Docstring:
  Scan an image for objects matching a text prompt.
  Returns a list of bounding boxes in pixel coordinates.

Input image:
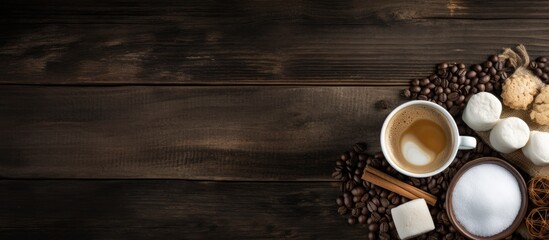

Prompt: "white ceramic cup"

[380,100,476,178]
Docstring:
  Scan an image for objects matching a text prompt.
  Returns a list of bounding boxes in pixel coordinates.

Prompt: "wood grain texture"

[0,86,404,180]
[3,1,549,84]
[5,0,549,25]
[0,180,364,239]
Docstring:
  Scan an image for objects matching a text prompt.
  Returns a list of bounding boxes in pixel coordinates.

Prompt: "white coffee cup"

[380,100,476,178]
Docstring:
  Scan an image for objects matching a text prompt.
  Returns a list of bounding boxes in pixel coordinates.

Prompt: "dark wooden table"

[2,1,549,239]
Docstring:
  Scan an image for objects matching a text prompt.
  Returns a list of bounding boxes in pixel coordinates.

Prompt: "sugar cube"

[391,198,435,240]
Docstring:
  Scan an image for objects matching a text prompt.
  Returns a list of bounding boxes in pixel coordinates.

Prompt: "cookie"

[530,85,549,126]
[501,68,543,110]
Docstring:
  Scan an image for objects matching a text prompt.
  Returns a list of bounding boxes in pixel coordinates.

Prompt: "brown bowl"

[445,157,528,240]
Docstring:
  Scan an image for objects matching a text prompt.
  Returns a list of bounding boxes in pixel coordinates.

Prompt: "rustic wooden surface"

[0,86,403,180]
[1,0,548,239]
[4,0,549,85]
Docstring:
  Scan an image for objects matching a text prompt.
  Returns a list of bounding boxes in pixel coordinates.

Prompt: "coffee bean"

[348,216,357,225]
[361,194,370,203]
[447,92,459,101]
[345,180,355,192]
[471,87,478,94]
[379,233,390,240]
[420,78,430,86]
[336,196,344,206]
[457,68,466,77]
[441,212,450,225]
[472,64,482,72]
[353,174,361,184]
[470,77,479,86]
[380,222,389,233]
[493,63,502,73]
[351,186,365,196]
[482,61,492,68]
[438,63,449,69]
[380,198,390,208]
[538,56,548,63]
[541,62,548,69]
[358,214,367,224]
[433,77,442,86]
[489,67,497,76]
[442,79,449,88]
[367,201,377,213]
[341,153,351,161]
[338,206,347,215]
[543,73,549,81]
[377,206,385,214]
[450,83,459,91]
[362,207,369,215]
[466,70,476,78]
[458,76,466,84]
[485,82,494,92]
[351,208,361,217]
[489,55,499,62]
[410,86,420,94]
[500,72,508,80]
[344,194,352,208]
[367,232,375,240]
[479,75,490,83]
[371,212,381,221]
[353,195,361,203]
[450,65,458,73]
[477,83,486,92]
[372,197,380,206]
[391,196,400,205]
[418,95,428,101]
[332,171,342,180]
[368,223,379,232]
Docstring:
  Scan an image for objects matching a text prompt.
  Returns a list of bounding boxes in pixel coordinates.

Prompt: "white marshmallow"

[391,199,435,240]
[489,117,530,154]
[522,131,549,166]
[462,92,502,131]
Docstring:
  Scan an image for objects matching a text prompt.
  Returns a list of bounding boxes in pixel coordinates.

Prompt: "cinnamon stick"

[362,166,437,206]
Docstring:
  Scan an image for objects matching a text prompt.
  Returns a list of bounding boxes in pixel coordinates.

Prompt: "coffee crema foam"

[386,105,454,174]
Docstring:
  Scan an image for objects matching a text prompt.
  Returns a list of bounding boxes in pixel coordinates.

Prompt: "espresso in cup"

[381,100,476,178]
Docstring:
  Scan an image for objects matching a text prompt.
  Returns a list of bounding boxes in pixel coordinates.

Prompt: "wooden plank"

[0,86,404,180]
[3,20,549,85]
[4,0,549,25]
[0,180,366,239]
[3,0,549,84]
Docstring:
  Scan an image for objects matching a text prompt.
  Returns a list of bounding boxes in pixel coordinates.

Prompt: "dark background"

[1,1,549,238]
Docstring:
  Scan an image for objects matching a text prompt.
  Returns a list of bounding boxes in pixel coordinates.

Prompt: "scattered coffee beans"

[529,56,549,83]
[402,55,514,116]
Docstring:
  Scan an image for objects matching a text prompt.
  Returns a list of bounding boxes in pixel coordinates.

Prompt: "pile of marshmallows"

[463,92,549,166]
